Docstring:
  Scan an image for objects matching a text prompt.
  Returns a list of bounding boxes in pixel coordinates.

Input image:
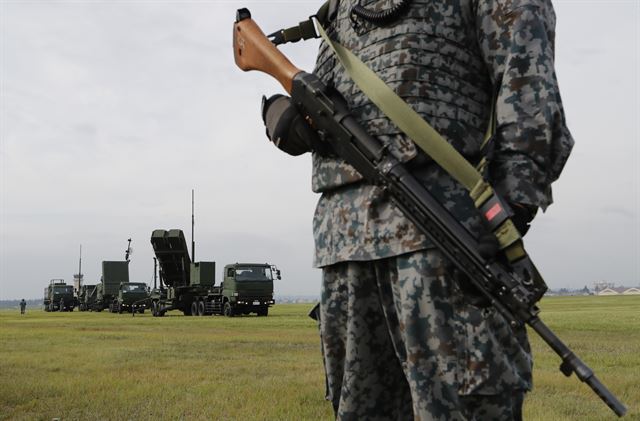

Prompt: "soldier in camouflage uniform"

[263,0,573,419]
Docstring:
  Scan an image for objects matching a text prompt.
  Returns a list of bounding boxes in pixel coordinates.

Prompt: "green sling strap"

[314,21,525,260]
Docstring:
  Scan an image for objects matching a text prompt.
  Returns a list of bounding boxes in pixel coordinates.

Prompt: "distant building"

[597,288,620,296]
[596,287,640,296]
[593,281,616,293]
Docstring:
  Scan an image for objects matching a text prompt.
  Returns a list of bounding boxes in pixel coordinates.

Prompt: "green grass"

[1,298,638,420]
[523,296,639,421]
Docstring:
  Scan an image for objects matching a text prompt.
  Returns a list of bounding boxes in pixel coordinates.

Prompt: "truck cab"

[43,279,76,312]
[115,282,150,314]
[221,263,280,317]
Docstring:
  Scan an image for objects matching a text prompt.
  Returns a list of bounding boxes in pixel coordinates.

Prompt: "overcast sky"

[0,0,638,300]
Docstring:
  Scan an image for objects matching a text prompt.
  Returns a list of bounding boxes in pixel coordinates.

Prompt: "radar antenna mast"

[78,244,82,289]
[125,238,132,263]
[191,189,195,261]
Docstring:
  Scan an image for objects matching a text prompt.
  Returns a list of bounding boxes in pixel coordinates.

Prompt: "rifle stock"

[233,8,301,94]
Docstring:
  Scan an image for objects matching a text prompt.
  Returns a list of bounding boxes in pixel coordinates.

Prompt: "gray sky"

[0,0,638,300]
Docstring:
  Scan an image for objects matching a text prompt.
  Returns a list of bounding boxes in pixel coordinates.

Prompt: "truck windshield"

[122,284,146,292]
[54,286,73,293]
[235,266,272,281]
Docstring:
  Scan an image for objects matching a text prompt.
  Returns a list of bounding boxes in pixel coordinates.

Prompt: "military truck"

[150,229,215,316]
[76,284,97,311]
[43,279,76,312]
[219,263,278,317]
[114,282,150,314]
[149,229,280,317]
[90,261,130,312]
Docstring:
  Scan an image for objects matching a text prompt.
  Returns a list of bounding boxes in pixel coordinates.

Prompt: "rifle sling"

[314,21,524,257]
[268,1,337,45]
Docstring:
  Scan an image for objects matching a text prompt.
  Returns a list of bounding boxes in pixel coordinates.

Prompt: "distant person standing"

[20,299,26,315]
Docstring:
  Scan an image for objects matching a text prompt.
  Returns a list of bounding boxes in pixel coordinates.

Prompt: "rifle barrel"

[528,317,627,417]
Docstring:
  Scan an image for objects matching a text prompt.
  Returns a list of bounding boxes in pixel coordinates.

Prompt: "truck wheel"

[223,302,234,317]
[257,307,269,317]
[197,301,205,317]
[191,301,199,316]
[118,303,123,314]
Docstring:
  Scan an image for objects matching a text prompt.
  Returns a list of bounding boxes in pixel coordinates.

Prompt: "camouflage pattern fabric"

[312,0,573,266]
[307,0,573,418]
[311,0,574,207]
[313,163,484,267]
[477,0,574,210]
[320,249,532,420]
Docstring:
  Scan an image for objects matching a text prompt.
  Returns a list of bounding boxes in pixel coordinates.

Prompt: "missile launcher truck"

[43,279,76,312]
[149,229,280,317]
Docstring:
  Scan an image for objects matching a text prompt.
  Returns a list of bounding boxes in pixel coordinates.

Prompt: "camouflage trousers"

[319,249,532,421]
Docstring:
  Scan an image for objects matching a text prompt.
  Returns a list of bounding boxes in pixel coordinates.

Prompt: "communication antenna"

[191,189,195,261]
[78,244,83,289]
[125,238,133,262]
[153,257,157,290]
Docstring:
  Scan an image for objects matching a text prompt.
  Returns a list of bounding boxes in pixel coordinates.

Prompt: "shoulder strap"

[315,24,484,194]
[314,21,528,261]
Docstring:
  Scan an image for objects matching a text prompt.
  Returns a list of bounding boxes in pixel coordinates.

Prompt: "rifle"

[232,8,627,417]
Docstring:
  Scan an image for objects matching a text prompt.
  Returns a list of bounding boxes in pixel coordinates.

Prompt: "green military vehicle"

[77,284,97,311]
[90,261,130,312]
[43,279,76,312]
[149,229,280,317]
[219,263,278,317]
[149,229,215,316]
[114,282,150,314]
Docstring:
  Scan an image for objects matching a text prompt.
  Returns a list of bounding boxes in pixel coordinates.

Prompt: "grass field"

[0,297,638,420]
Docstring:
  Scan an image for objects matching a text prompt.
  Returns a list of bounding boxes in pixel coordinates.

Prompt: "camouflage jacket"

[312,0,574,267]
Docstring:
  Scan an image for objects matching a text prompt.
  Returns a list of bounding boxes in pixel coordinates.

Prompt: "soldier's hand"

[509,202,538,236]
[261,94,330,156]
